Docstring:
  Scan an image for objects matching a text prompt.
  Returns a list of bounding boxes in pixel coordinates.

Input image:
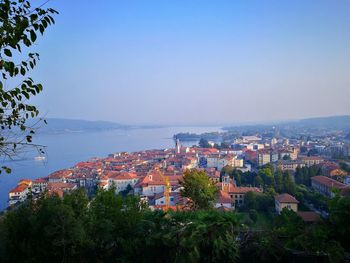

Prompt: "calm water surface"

[0,126,221,210]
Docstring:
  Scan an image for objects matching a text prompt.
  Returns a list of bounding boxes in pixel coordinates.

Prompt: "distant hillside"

[29,118,129,134]
[296,115,350,129]
[223,115,350,131]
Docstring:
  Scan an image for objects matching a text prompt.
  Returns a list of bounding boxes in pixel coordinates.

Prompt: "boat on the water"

[34,156,46,161]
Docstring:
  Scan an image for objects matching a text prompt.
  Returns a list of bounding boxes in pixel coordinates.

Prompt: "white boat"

[34,156,46,161]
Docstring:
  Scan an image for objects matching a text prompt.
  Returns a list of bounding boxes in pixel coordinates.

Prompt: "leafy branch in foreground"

[0,0,58,172]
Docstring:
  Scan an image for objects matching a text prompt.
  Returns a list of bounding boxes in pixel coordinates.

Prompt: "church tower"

[175,137,181,154]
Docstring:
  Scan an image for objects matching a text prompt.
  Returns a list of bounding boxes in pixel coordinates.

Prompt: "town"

[9,126,350,222]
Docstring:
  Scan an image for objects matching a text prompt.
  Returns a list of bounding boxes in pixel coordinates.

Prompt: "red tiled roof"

[18,179,32,185]
[112,172,138,180]
[297,211,321,222]
[218,190,232,204]
[311,176,347,189]
[9,183,28,194]
[33,177,48,184]
[48,170,72,179]
[75,161,102,169]
[231,187,262,194]
[275,193,299,203]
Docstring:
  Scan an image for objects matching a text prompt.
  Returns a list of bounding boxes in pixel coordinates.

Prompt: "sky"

[30,0,350,125]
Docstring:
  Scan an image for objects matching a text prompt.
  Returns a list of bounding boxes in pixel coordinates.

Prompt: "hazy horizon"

[41,114,350,127]
[30,0,350,124]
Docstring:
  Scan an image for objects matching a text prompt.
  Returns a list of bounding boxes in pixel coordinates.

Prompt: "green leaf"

[22,91,30,99]
[20,67,26,76]
[39,24,44,34]
[37,84,43,92]
[30,30,37,42]
[42,20,48,28]
[23,38,31,47]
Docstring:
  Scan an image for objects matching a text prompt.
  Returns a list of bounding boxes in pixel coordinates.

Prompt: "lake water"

[0,126,222,210]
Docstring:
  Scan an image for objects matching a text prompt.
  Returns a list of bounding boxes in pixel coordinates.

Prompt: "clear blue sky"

[31,0,350,125]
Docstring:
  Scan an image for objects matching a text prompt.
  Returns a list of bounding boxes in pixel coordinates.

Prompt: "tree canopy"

[0,188,348,262]
[179,169,218,210]
[0,0,58,172]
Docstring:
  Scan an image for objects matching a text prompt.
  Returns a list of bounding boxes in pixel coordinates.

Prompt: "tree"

[220,141,230,149]
[120,184,133,197]
[239,232,286,263]
[256,191,274,212]
[307,149,318,156]
[254,175,263,187]
[88,189,144,262]
[232,169,242,186]
[282,171,296,195]
[198,138,211,148]
[274,208,304,240]
[339,162,350,173]
[0,0,58,173]
[295,166,321,186]
[274,169,283,192]
[243,191,257,210]
[282,155,291,161]
[180,169,217,210]
[240,171,256,186]
[135,210,240,263]
[328,196,350,247]
[259,166,274,187]
[175,211,239,262]
[0,194,87,262]
[221,165,233,177]
[249,209,258,223]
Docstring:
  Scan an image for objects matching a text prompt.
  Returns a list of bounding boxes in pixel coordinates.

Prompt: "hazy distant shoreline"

[29,115,350,136]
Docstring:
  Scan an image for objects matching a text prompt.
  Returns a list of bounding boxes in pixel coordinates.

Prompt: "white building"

[134,172,167,196]
[275,193,299,214]
[109,172,139,193]
[154,192,182,207]
[206,155,242,170]
[9,183,30,206]
[215,190,233,210]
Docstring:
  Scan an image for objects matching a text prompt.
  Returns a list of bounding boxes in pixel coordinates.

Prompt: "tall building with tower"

[175,137,181,154]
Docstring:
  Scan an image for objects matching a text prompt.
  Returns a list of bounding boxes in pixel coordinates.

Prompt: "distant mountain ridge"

[223,115,350,131]
[30,118,129,134]
[295,115,350,129]
[30,115,350,134]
